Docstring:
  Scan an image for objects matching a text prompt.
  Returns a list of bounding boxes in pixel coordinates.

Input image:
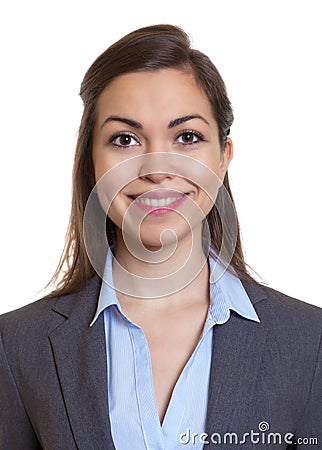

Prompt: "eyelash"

[108,130,205,148]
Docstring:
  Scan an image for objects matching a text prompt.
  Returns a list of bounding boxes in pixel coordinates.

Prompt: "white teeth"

[136,195,184,207]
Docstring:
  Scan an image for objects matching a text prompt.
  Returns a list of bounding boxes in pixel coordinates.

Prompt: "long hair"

[47,24,258,297]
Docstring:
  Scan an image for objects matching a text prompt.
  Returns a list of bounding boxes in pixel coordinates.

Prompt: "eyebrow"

[100,114,210,130]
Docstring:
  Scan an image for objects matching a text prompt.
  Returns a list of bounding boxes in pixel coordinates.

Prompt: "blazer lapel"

[47,276,268,449]
[204,280,269,446]
[49,276,116,450]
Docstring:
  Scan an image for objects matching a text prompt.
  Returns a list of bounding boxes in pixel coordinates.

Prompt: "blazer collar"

[49,275,116,450]
[205,280,269,447]
[49,275,268,449]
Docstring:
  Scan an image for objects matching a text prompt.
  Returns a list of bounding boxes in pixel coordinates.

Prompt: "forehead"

[95,69,214,125]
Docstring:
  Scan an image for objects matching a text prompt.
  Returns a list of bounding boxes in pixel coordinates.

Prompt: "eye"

[176,130,205,145]
[109,133,140,148]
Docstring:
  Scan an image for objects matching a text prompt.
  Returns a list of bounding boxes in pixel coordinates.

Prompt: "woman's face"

[92,68,233,250]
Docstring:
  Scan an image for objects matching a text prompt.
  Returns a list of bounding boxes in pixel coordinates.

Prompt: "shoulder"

[0,295,58,337]
[0,275,102,344]
[242,278,322,349]
[250,280,321,321]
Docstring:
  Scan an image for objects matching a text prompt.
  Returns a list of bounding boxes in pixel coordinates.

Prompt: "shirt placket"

[129,324,165,450]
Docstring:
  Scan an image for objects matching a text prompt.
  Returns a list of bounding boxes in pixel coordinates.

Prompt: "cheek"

[203,152,222,175]
[107,198,123,227]
[93,153,112,184]
[105,190,133,234]
[92,155,128,228]
[92,135,120,182]
[197,192,215,217]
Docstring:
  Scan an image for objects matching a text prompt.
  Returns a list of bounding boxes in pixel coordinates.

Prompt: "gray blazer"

[1,276,321,449]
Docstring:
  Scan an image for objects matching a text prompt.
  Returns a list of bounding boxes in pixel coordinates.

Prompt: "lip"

[127,189,190,215]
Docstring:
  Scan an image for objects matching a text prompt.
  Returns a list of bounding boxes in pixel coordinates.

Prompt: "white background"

[0,0,321,314]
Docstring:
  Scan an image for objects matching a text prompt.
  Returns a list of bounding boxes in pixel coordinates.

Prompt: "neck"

[111,227,210,302]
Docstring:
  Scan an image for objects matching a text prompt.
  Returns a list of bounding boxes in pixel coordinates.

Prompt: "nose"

[139,172,174,183]
[138,151,177,184]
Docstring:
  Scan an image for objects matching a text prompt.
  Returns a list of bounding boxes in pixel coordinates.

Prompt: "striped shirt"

[91,249,259,449]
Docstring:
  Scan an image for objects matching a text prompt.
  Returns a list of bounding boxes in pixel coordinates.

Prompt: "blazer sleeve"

[293,331,322,448]
[0,331,42,450]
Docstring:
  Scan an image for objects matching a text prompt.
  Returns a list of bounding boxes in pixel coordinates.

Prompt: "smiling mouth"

[127,191,189,214]
[130,194,185,207]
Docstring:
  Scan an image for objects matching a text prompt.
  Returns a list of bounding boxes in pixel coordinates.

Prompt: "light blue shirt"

[91,249,260,449]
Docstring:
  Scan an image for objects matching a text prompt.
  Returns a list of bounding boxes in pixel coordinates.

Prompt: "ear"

[218,138,233,181]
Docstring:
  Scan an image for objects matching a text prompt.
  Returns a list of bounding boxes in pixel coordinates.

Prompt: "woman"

[0,24,321,450]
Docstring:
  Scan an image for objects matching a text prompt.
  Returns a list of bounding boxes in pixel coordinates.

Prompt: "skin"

[92,68,233,422]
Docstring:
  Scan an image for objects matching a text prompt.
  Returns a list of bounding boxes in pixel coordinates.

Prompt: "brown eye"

[177,131,204,145]
[110,133,139,147]
[182,132,194,143]
[119,135,132,146]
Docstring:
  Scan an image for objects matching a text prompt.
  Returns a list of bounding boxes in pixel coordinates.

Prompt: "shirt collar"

[90,249,119,327]
[90,248,260,327]
[208,249,260,324]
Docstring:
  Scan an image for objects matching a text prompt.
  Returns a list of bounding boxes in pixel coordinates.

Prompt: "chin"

[141,224,193,248]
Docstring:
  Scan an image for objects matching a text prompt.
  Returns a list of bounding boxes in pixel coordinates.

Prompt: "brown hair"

[48,24,258,297]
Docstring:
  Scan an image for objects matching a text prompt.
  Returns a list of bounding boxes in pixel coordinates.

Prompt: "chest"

[125,303,210,423]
